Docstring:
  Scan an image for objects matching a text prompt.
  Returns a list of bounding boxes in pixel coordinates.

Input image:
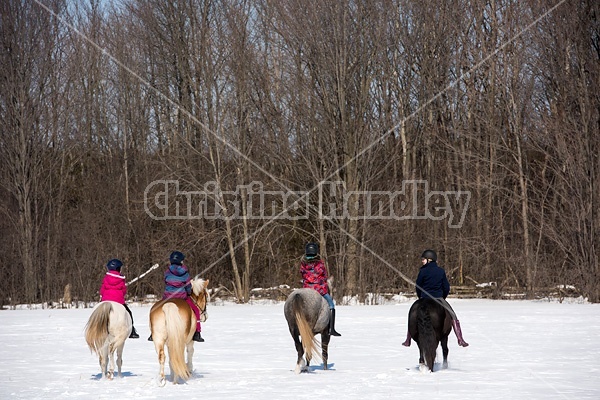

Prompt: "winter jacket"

[300,258,329,296]
[99,271,127,304]
[415,261,450,299]
[163,263,192,300]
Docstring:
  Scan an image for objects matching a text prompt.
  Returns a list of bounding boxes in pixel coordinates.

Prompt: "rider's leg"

[185,297,204,342]
[451,320,469,347]
[402,330,411,346]
[440,298,469,347]
[123,303,139,338]
[323,294,341,337]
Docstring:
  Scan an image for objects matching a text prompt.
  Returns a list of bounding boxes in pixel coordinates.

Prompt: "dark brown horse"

[284,288,331,374]
[149,277,209,385]
[407,298,452,372]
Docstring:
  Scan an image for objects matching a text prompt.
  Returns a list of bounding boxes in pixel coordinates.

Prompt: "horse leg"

[304,332,312,369]
[186,342,195,374]
[322,332,330,370]
[107,347,115,380]
[414,338,423,365]
[418,345,425,366]
[155,341,167,386]
[99,353,107,379]
[116,344,124,377]
[417,345,430,373]
[293,331,306,374]
[441,335,449,369]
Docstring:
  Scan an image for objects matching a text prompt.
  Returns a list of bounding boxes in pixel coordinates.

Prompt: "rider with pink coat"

[99,259,139,338]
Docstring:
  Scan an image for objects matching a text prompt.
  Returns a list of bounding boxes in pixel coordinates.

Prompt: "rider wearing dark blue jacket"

[403,250,469,347]
[416,260,450,299]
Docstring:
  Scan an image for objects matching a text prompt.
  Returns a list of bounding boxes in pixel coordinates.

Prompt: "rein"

[192,290,208,316]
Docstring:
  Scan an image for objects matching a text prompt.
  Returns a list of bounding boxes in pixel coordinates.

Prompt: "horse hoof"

[294,358,307,374]
[419,364,430,374]
[158,376,166,387]
[294,364,309,374]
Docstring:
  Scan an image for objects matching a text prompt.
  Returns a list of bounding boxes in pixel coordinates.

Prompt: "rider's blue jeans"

[323,293,335,309]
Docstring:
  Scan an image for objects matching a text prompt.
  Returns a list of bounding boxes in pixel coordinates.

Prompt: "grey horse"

[284,288,331,374]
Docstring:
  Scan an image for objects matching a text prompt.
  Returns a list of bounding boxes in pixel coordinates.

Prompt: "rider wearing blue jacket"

[415,258,450,300]
[403,249,469,347]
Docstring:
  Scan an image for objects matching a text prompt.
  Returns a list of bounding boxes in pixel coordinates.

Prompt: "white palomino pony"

[84,301,132,379]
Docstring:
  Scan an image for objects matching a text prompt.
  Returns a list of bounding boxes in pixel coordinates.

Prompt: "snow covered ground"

[1,298,598,399]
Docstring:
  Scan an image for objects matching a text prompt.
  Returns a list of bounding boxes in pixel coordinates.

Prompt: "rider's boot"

[329,309,341,337]
[452,320,469,347]
[192,331,204,342]
[129,326,140,339]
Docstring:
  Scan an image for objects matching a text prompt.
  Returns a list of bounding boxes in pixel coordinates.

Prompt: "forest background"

[1,0,598,305]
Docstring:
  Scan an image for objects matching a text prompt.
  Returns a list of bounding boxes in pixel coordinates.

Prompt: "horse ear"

[204,279,209,289]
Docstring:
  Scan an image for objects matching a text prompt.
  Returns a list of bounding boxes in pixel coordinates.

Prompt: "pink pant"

[185,297,201,332]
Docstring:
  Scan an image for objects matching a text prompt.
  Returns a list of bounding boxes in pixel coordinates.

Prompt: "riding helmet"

[107,258,123,271]
[170,251,185,265]
[305,242,319,258]
[421,249,437,261]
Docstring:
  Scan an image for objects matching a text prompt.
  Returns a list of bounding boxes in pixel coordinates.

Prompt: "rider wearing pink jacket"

[99,259,139,338]
[300,242,341,337]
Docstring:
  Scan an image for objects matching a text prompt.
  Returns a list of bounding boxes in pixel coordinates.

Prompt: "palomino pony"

[149,277,209,386]
[407,298,452,372]
[84,301,132,379]
[284,288,331,374]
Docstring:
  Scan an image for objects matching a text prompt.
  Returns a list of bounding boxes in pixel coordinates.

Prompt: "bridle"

[196,289,208,317]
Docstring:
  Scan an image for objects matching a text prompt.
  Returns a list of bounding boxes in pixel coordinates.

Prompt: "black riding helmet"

[421,249,437,261]
[170,251,185,265]
[107,258,123,271]
[305,242,319,258]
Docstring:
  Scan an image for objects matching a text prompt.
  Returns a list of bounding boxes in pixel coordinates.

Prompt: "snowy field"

[1,298,599,400]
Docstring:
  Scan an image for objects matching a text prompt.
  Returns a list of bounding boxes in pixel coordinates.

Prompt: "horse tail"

[85,302,112,355]
[292,293,319,361]
[417,301,437,371]
[162,302,191,381]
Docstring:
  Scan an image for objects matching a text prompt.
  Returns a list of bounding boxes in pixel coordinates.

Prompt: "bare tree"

[0,0,68,302]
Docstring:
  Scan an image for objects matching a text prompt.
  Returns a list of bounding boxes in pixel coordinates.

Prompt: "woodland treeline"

[1,0,599,305]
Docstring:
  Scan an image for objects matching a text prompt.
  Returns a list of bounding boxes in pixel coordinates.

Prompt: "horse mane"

[191,275,210,300]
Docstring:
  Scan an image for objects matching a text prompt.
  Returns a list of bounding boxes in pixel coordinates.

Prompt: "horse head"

[191,275,210,322]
